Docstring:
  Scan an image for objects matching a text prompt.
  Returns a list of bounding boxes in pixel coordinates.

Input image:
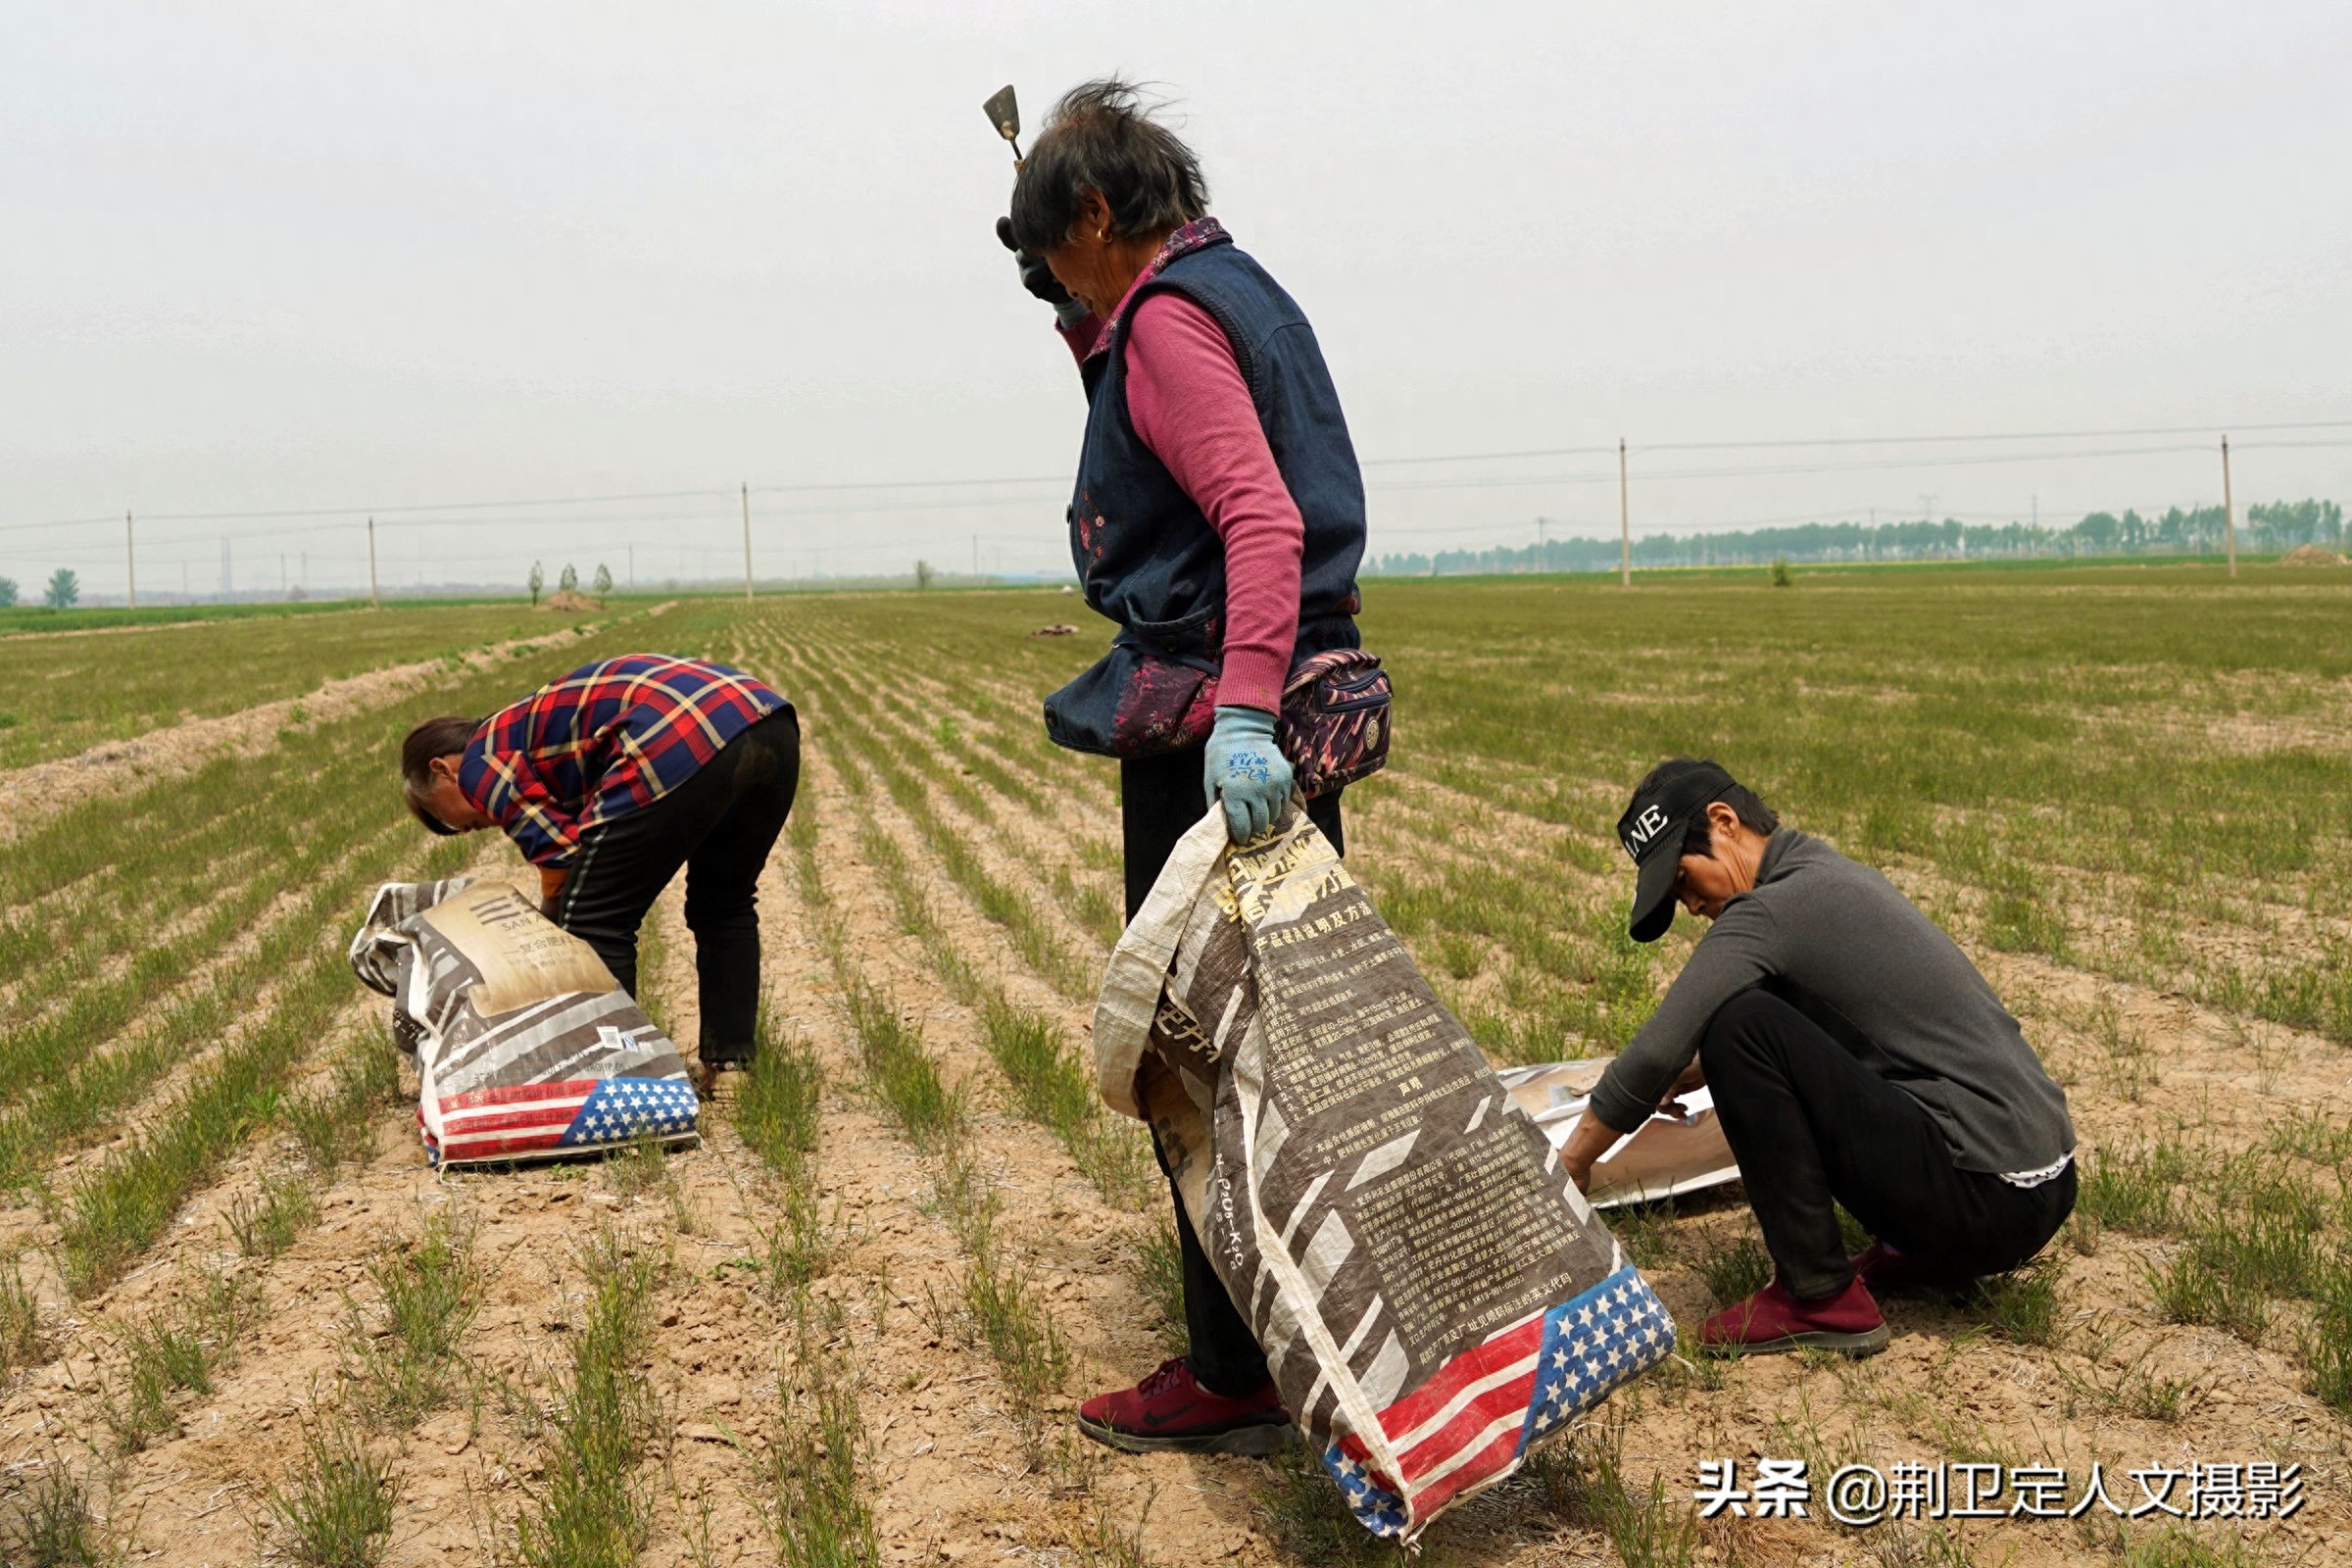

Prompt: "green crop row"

[0,600,595,768]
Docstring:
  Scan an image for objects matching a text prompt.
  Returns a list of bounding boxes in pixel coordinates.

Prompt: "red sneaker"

[1698,1277,1888,1358]
[1075,1357,1293,1455]
[1851,1242,1978,1297]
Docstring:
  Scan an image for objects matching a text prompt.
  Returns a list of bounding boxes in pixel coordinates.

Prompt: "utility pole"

[1617,438,1632,588]
[221,537,231,603]
[1537,516,1546,573]
[123,511,136,610]
[2221,435,2238,579]
[628,545,635,588]
[741,482,755,601]
[367,516,380,608]
[972,534,980,579]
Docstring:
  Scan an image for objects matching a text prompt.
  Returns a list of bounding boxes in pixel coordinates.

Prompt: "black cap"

[1617,760,1739,944]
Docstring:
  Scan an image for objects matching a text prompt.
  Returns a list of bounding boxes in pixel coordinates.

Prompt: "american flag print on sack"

[1095,808,1672,1545]
[349,878,700,1168]
[1324,1265,1668,1534]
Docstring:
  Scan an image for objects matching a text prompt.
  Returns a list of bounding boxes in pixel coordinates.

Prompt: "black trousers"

[1122,746,1345,1396]
[558,710,800,1064]
[1700,989,2076,1301]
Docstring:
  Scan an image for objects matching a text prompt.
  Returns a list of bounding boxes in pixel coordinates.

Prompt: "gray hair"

[1006,78,1207,254]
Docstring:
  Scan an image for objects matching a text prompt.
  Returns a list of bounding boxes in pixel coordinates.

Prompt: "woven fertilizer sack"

[1096,809,1672,1544]
[350,877,698,1167]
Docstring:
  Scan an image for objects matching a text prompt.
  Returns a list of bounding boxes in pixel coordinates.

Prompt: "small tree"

[592,564,612,596]
[913,560,935,591]
[43,568,78,610]
[1768,557,1794,588]
[0,577,16,609]
[559,564,579,594]
[527,561,544,606]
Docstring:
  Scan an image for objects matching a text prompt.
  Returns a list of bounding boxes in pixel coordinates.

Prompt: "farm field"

[0,600,588,771]
[0,566,2346,1568]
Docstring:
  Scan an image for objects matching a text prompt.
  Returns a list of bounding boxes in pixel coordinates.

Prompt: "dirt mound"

[538,590,603,612]
[2278,544,2348,566]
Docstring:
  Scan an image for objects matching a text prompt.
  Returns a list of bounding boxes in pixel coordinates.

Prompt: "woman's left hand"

[1203,706,1292,841]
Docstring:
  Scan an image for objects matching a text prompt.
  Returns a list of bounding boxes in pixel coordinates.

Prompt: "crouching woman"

[399,653,797,1090]
[1566,760,2077,1356]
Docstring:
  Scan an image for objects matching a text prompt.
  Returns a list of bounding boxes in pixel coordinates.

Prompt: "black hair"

[401,714,483,834]
[1006,78,1208,255]
[1633,758,1779,859]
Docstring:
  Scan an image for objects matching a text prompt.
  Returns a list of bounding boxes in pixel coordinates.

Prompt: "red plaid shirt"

[459,654,788,867]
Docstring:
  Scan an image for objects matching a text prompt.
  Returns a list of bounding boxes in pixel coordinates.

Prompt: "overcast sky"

[5,1,2348,595]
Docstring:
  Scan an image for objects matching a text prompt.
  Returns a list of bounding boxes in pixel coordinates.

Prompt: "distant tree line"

[1368,499,2345,575]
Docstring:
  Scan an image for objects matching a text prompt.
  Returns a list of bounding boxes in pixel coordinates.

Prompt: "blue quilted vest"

[1044,221,1367,757]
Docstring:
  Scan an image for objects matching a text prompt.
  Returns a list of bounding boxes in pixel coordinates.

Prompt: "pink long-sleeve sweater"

[1059,294,1304,715]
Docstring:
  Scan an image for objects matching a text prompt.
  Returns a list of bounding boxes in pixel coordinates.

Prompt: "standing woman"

[399,653,798,1093]
[1001,80,1372,1455]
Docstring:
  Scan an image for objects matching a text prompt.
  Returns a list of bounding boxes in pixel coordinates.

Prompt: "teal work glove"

[1203,706,1292,842]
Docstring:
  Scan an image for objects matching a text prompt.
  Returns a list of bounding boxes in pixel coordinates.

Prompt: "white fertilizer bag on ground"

[1096,808,1673,1544]
[349,876,698,1167]
[1495,1059,1741,1207]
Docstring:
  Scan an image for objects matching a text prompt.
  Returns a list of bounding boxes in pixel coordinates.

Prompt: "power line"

[1637,416,2352,454]
[3,417,2342,544]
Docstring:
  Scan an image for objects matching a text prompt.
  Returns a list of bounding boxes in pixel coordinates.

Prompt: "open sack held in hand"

[349,876,698,1168]
[1495,1060,1742,1208]
[1095,808,1672,1544]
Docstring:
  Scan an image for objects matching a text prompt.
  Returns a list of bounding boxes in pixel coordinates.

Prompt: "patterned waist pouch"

[1277,648,1392,799]
[1046,615,1391,796]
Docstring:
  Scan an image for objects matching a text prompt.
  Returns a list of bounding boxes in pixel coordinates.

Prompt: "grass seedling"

[2119,1528,2262,1567]
[0,1254,53,1376]
[2146,1248,2270,1346]
[344,1213,483,1426]
[224,1170,316,1259]
[1255,1442,1398,1567]
[100,1267,259,1452]
[604,1130,670,1199]
[1607,1199,1679,1272]
[2076,1140,2187,1237]
[763,1302,879,1568]
[2301,1258,2352,1413]
[1514,1416,1698,1568]
[0,1459,113,1568]
[956,1244,1068,1471]
[260,1414,401,1568]
[733,1022,830,1296]
[980,998,1152,1205]
[733,1016,822,1173]
[1692,1232,1772,1307]
[843,984,960,1150]
[512,1225,662,1568]
[1129,1218,1187,1354]
[2052,1337,2202,1423]
[284,1037,402,1173]
[1969,1258,2065,1347]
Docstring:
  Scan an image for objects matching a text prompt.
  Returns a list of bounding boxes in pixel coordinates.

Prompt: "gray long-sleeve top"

[1589,830,2075,1176]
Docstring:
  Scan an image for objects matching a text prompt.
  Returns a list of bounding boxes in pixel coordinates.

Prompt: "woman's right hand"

[997,218,1088,326]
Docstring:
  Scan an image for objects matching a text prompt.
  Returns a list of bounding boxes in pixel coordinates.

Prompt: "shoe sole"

[1700,1323,1890,1358]
[1074,1412,1295,1456]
